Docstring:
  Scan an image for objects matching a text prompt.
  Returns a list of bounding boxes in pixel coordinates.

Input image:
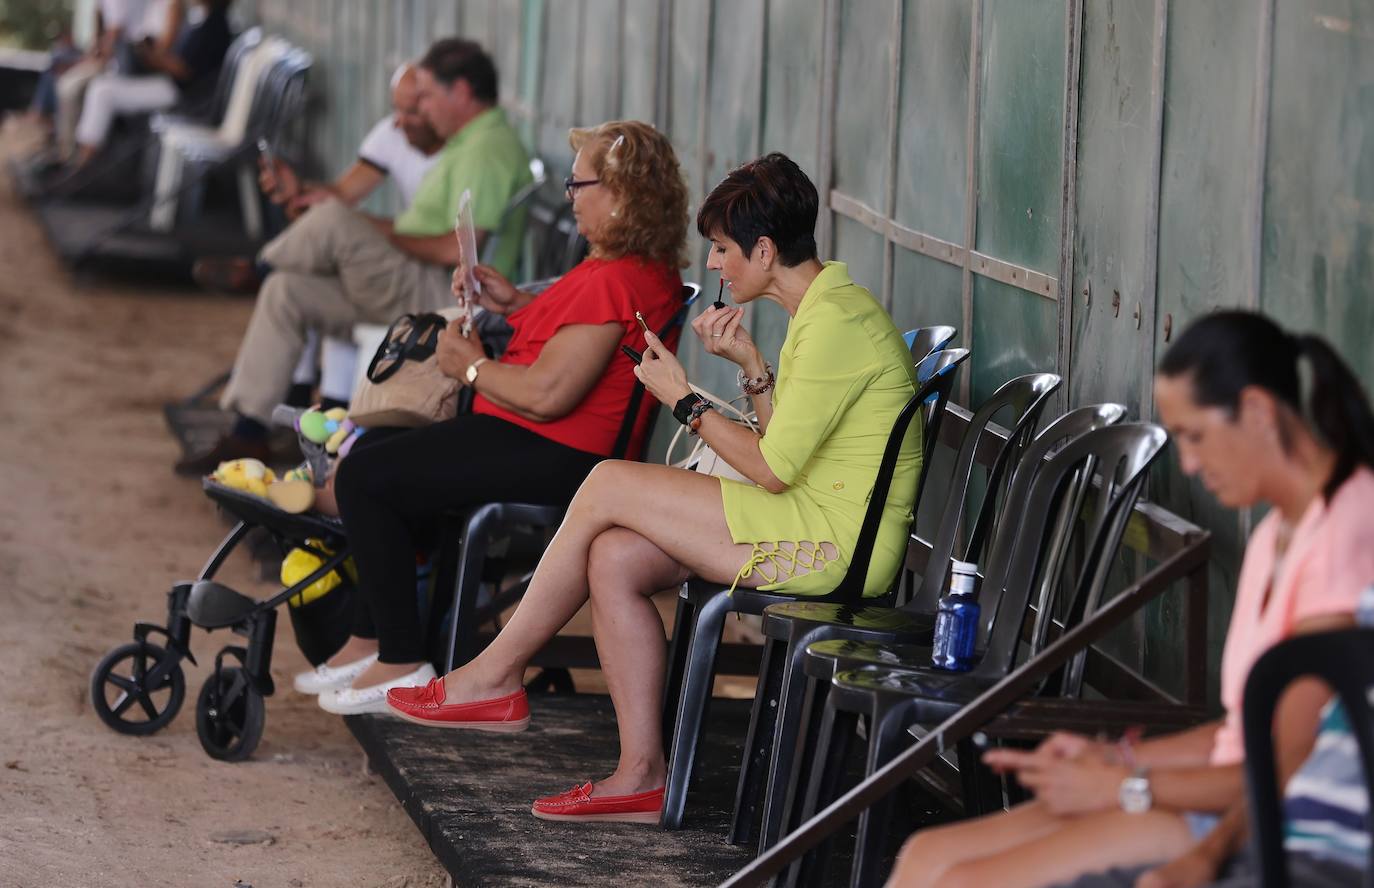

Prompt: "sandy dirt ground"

[0,120,450,888]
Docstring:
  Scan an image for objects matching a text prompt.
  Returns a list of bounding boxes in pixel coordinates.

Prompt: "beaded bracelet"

[738,362,776,396]
[687,400,713,436]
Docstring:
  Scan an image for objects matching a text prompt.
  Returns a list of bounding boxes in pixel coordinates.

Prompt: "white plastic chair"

[148,38,288,233]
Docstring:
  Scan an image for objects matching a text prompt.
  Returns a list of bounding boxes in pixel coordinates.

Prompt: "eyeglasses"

[564,176,600,200]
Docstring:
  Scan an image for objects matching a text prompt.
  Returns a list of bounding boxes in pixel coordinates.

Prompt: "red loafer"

[386,678,529,732]
[531,781,665,824]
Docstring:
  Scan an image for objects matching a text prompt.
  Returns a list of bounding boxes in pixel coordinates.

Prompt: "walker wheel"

[90,641,186,736]
[195,666,265,762]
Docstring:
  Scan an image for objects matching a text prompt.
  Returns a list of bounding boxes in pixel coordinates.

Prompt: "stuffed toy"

[266,465,316,514]
[210,458,277,498]
[260,405,367,515]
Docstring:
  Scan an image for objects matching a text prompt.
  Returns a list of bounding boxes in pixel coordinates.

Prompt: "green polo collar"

[446,107,507,149]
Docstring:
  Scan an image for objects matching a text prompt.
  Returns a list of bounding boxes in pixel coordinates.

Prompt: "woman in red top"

[307,121,688,714]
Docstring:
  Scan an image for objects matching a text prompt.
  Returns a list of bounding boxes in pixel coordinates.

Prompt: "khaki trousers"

[55,58,106,158]
[221,199,451,423]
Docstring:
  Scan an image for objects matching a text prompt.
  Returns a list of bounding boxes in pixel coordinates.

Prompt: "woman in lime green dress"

[389,152,922,823]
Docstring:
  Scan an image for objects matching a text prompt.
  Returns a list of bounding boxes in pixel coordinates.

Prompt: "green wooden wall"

[239,0,1374,700]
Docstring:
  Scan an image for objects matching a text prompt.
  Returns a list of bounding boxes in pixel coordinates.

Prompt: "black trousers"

[333,414,605,664]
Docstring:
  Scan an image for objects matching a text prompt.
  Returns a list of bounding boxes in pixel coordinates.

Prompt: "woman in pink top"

[888,312,1374,888]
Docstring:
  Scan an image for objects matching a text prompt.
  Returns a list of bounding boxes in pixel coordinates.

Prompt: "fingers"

[982,748,1038,772]
[692,306,745,348]
[722,309,745,341]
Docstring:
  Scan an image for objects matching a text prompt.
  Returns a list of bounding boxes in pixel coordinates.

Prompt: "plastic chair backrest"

[973,422,1168,681]
[906,325,958,364]
[480,157,548,267]
[1242,628,1374,888]
[524,195,588,280]
[248,48,310,146]
[824,347,969,603]
[261,49,311,144]
[208,27,261,124]
[913,349,967,463]
[912,372,1063,610]
[215,38,286,144]
[608,282,702,461]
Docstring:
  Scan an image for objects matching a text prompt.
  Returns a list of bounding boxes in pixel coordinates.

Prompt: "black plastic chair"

[794,403,1126,715]
[658,347,971,831]
[795,421,1168,888]
[904,325,957,364]
[438,282,702,673]
[741,372,1062,851]
[1243,628,1374,888]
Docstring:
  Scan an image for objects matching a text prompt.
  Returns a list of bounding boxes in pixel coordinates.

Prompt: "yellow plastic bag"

[281,539,356,607]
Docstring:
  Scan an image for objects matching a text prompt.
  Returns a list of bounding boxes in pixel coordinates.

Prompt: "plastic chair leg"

[443,505,499,672]
[779,673,831,840]
[852,701,915,888]
[787,702,858,888]
[660,588,730,830]
[237,163,263,240]
[729,635,786,846]
[661,590,695,758]
[759,636,819,852]
[956,737,1003,816]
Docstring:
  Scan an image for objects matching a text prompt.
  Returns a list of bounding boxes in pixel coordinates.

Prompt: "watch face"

[465,363,479,383]
[1119,776,1152,814]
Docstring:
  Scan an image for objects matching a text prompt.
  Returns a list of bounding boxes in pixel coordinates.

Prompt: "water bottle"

[931,560,980,671]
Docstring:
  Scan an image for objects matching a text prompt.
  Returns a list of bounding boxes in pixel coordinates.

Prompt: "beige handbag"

[348,309,463,428]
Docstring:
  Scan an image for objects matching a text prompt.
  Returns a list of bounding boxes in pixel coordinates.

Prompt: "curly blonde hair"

[569,121,689,268]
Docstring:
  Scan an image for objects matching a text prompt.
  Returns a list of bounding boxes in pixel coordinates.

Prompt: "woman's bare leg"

[887,802,1065,887]
[442,462,796,704]
[889,805,1192,888]
[584,527,690,797]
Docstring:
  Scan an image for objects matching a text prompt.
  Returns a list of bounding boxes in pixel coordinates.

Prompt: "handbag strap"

[366,313,449,383]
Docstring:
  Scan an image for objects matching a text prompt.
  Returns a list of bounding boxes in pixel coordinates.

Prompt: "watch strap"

[673,392,707,425]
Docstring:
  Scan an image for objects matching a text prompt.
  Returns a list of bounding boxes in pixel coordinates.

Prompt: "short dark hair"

[696,152,818,267]
[419,38,498,104]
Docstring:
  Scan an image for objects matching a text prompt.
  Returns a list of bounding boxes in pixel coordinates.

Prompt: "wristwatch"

[1118,767,1153,814]
[673,392,709,426]
[465,357,488,385]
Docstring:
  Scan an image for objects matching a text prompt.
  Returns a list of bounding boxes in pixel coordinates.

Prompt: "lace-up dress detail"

[729,541,839,594]
[717,262,922,598]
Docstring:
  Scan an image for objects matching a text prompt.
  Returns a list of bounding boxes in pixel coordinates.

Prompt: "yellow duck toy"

[210,458,277,498]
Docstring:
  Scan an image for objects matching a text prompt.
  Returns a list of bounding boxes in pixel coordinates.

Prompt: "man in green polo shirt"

[178,38,531,475]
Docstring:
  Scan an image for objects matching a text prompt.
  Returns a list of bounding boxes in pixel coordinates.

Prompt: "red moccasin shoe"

[531,781,665,824]
[386,677,529,732]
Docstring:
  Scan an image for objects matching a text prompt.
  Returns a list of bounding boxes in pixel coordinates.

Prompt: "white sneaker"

[317,663,438,715]
[292,652,380,695]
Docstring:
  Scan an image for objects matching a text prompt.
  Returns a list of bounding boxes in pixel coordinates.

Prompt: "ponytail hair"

[1158,310,1374,499]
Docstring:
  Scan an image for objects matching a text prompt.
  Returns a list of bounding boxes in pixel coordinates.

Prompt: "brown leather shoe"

[174,433,273,477]
[192,256,263,294]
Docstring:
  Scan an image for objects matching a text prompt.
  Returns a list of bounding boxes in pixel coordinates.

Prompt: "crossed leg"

[437,460,835,796]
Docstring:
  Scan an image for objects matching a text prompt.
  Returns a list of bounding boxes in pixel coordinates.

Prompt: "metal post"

[959,0,985,404]
[1137,0,1169,422]
[880,0,904,312]
[1056,0,1084,410]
